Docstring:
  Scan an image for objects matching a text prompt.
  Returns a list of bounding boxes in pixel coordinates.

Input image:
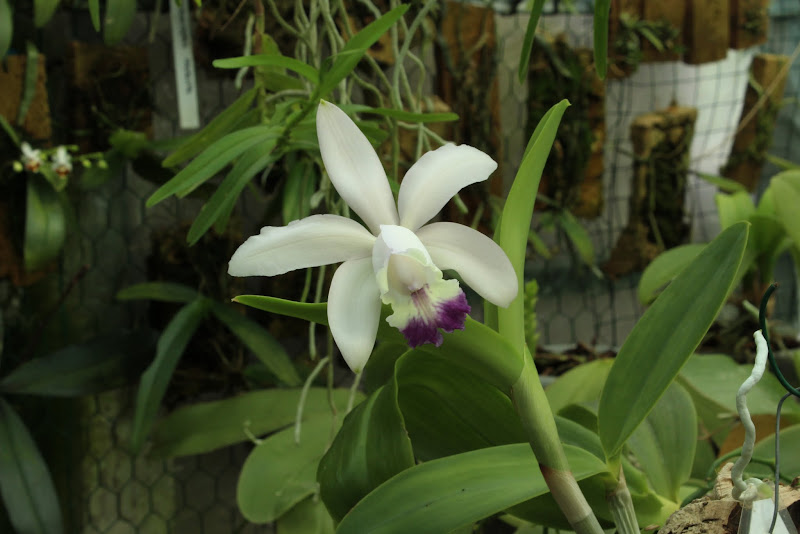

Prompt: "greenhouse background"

[2,1,800,533]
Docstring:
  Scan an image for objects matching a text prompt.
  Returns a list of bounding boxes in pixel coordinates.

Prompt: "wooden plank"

[684,0,729,64]
[729,0,770,49]
[721,53,789,190]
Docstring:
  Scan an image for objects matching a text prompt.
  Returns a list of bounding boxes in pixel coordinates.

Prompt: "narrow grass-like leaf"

[187,140,277,244]
[0,330,156,396]
[17,42,39,126]
[88,0,100,30]
[238,413,340,523]
[315,4,409,99]
[336,444,606,534]
[0,0,12,61]
[131,298,209,452]
[0,399,63,534]
[210,302,301,387]
[147,126,278,206]
[495,100,569,351]
[163,87,258,167]
[344,104,459,123]
[34,0,59,27]
[24,175,66,271]
[103,0,136,45]
[517,0,546,83]
[117,281,200,303]
[0,115,19,145]
[282,158,316,224]
[233,295,328,325]
[598,222,748,458]
[637,244,705,304]
[151,387,354,457]
[213,55,319,84]
[557,210,595,267]
[593,0,611,79]
[694,172,748,193]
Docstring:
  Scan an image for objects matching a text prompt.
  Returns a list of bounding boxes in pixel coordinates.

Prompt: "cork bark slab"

[685,0,730,64]
[607,0,644,79]
[721,53,789,191]
[0,55,52,140]
[730,0,771,49]
[642,2,686,62]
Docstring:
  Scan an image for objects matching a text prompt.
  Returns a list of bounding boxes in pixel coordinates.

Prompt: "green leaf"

[314,4,409,99]
[343,104,459,123]
[557,210,595,267]
[0,0,12,60]
[495,100,569,351]
[104,0,136,45]
[147,126,279,206]
[233,295,328,325]
[17,42,39,126]
[517,0,546,83]
[694,172,748,193]
[715,191,755,230]
[34,0,59,27]
[317,372,415,522]
[626,382,696,502]
[0,330,156,396]
[593,0,611,79]
[238,413,340,523]
[771,171,800,249]
[276,496,335,534]
[545,359,613,415]
[151,387,355,457]
[637,244,705,305]
[598,222,749,458]
[749,425,800,478]
[282,158,316,224]
[0,399,64,534]
[210,302,301,387]
[187,140,278,244]
[116,281,200,303]
[131,298,209,452]
[24,175,66,271]
[213,55,319,84]
[88,0,100,31]
[336,444,606,534]
[163,87,259,167]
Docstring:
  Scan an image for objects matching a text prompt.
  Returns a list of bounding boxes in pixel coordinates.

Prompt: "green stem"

[511,353,604,534]
[607,468,639,534]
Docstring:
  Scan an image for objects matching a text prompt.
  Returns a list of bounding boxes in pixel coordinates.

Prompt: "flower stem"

[511,353,604,534]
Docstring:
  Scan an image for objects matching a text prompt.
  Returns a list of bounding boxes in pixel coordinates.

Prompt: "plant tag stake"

[738,498,797,534]
[170,0,200,129]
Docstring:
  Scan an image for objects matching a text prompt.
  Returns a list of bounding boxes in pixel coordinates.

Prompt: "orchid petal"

[328,258,381,372]
[416,222,518,307]
[372,224,433,277]
[316,101,399,234]
[398,144,497,231]
[228,214,374,277]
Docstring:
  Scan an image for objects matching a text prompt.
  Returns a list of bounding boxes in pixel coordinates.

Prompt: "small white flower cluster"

[18,142,73,178]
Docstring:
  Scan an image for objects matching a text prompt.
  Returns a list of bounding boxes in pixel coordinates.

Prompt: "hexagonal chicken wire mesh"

[14,3,800,533]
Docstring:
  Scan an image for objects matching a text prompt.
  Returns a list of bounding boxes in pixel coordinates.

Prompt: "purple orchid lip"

[401,290,470,348]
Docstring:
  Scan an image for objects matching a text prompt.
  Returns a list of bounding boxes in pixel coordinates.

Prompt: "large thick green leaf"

[34,0,59,27]
[749,424,800,478]
[213,55,319,84]
[103,0,136,45]
[151,387,354,457]
[117,281,200,303]
[598,222,749,458]
[517,0,546,83]
[238,413,340,523]
[637,244,705,305]
[626,382,696,503]
[131,298,209,452]
[336,444,606,534]
[771,170,800,249]
[317,373,414,522]
[24,175,66,271]
[210,302,301,386]
[163,87,258,167]
[0,399,63,534]
[0,330,156,396]
[276,496,334,534]
[147,126,279,206]
[0,0,12,58]
[314,4,409,99]
[495,100,569,351]
[715,191,755,230]
[545,359,612,414]
[186,140,278,245]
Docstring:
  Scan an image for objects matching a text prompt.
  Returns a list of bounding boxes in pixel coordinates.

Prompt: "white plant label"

[170,0,200,129]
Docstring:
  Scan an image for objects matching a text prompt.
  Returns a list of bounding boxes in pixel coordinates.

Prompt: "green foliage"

[23,175,66,272]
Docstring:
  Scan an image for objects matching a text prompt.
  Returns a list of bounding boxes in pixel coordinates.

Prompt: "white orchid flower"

[51,146,72,178]
[20,142,43,172]
[229,101,518,372]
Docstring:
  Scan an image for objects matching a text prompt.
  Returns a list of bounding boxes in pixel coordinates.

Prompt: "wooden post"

[721,53,789,191]
[684,0,729,64]
[604,105,697,278]
[729,0,771,49]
